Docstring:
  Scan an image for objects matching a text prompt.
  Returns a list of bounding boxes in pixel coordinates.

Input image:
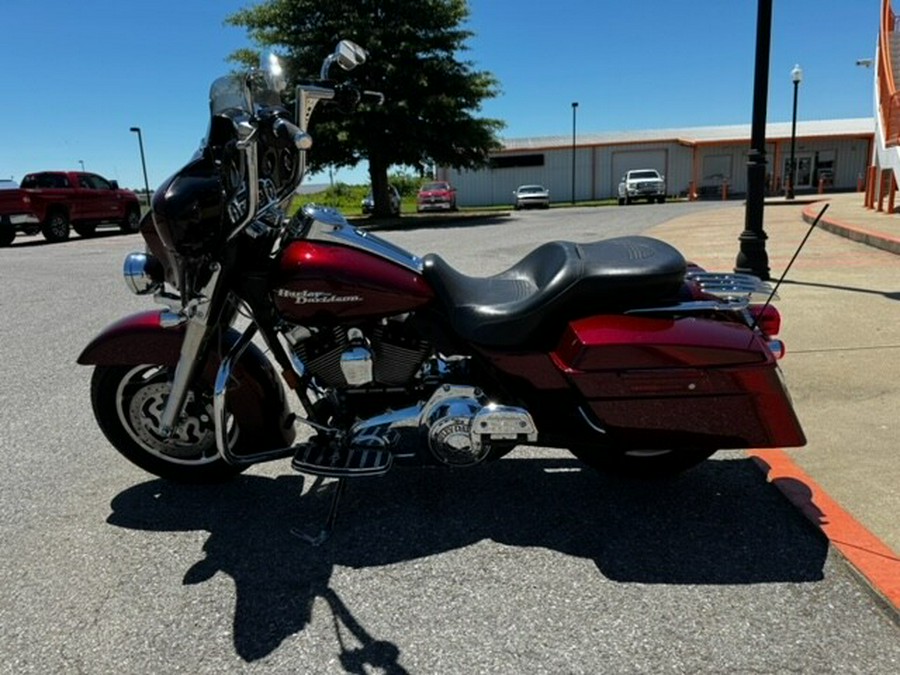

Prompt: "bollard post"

[722,180,728,201]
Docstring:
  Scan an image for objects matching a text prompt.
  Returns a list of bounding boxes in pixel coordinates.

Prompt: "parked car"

[618,169,667,205]
[361,185,401,216]
[0,179,18,190]
[416,181,457,212]
[513,184,550,209]
[0,170,141,246]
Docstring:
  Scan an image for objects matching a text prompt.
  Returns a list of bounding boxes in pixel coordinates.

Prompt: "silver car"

[361,185,401,216]
[513,184,550,209]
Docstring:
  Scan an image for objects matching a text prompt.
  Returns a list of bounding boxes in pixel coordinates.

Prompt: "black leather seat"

[422,236,686,347]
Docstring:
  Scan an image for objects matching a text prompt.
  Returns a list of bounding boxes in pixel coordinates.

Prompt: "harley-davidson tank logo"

[276,289,363,305]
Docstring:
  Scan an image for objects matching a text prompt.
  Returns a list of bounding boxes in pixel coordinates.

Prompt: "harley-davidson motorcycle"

[78,41,805,532]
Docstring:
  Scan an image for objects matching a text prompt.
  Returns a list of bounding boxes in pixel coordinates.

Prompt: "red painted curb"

[802,201,900,255]
[749,449,900,613]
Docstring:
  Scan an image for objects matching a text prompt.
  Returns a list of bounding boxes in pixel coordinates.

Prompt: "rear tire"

[569,445,717,479]
[90,364,246,483]
[0,220,14,246]
[42,210,70,242]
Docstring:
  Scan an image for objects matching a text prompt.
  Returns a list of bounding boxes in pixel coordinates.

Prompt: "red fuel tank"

[273,240,435,323]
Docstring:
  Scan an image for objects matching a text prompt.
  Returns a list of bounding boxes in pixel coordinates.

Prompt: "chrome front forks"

[157,264,223,438]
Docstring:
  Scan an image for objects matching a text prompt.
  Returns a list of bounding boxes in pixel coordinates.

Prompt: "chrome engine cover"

[347,385,538,467]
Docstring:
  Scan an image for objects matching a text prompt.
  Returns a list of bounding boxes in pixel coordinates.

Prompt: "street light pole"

[735,0,772,281]
[129,127,151,208]
[571,101,579,205]
[786,64,803,200]
[78,160,85,172]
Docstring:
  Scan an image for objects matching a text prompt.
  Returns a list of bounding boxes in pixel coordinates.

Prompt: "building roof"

[500,118,875,151]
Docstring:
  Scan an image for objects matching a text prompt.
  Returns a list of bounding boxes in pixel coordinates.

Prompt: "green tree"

[227,0,503,217]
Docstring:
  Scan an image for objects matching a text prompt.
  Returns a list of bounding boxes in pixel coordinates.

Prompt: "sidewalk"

[647,191,900,612]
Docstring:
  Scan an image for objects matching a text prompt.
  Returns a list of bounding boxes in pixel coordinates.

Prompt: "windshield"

[421,182,449,191]
[630,170,660,180]
[518,186,545,193]
[209,75,253,116]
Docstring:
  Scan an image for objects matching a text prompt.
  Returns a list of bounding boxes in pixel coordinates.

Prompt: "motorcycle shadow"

[107,453,827,661]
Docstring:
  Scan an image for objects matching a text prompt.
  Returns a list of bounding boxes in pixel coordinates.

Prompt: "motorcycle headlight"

[123,252,164,295]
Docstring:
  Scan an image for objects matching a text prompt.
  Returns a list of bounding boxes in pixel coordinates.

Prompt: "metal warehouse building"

[440,118,874,207]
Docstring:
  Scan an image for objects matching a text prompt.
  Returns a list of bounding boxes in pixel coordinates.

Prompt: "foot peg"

[291,441,393,477]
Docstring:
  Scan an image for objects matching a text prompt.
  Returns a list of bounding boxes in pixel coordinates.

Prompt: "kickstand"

[291,478,346,546]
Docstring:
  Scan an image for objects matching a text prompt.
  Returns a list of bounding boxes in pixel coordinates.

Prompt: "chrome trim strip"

[302,204,423,273]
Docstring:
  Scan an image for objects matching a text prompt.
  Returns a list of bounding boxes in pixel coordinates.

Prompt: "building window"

[815,150,836,186]
[490,153,545,169]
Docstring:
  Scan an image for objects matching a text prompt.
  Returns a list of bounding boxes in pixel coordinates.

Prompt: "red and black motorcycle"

[79,42,804,533]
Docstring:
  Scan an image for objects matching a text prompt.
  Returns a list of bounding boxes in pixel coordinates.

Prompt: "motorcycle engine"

[286,316,429,388]
[345,385,539,467]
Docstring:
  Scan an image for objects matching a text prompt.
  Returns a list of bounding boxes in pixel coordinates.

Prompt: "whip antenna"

[749,202,828,334]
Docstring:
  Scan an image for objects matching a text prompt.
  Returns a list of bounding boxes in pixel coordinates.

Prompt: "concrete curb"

[802,201,900,255]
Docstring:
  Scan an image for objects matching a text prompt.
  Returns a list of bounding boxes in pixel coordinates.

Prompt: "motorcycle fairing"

[77,311,295,451]
[422,236,686,348]
[551,314,806,450]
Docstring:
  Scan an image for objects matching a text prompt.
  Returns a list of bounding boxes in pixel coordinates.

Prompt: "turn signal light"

[749,305,781,336]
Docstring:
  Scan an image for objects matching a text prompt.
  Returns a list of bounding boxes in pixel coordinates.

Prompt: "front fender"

[78,311,185,366]
[78,310,296,449]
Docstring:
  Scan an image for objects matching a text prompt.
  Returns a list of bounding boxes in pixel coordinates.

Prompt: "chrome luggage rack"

[684,271,777,303]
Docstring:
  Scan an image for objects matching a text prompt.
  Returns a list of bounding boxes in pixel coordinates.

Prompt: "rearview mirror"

[321,39,367,78]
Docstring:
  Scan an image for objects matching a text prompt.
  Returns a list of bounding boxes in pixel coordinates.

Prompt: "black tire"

[41,210,70,242]
[569,445,717,479]
[0,220,14,246]
[658,196,667,204]
[120,207,141,234]
[617,197,625,206]
[73,223,97,238]
[624,196,631,206]
[90,364,247,483]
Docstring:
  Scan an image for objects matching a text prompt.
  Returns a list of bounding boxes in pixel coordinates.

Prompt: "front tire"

[569,445,716,479]
[120,207,141,234]
[90,364,246,483]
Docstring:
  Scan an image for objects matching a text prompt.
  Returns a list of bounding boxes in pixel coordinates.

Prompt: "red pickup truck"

[0,171,142,246]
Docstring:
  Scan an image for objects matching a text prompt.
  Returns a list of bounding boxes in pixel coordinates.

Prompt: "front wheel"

[90,364,246,483]
[569,445,717,479]
[120,207,141,234]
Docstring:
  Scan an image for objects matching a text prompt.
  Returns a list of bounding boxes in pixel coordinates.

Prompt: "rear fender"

[78,310,295,448]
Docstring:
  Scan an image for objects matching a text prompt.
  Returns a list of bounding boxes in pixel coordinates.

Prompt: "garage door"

[611,150,668,195]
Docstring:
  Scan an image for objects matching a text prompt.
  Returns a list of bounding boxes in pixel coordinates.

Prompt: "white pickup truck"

[617,169,667,205]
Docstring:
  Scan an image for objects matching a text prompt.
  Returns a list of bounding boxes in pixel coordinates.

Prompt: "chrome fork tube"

[214,322,257,463]
[158,264,223,437]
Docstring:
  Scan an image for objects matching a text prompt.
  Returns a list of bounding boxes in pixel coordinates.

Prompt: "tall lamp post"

[78,160,85,172]
[786,64,803,200]
[571,101,579,205]
[129,127,151,208]
[735,0,772,281]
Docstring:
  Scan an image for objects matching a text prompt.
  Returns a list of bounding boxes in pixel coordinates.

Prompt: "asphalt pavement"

[645,190,900,613]
[0,199,898,672]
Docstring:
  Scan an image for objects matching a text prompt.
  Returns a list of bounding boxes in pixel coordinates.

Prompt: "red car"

[416,181,457,212]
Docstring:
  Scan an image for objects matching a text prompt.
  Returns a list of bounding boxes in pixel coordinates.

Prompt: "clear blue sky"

[0,0,880,191]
